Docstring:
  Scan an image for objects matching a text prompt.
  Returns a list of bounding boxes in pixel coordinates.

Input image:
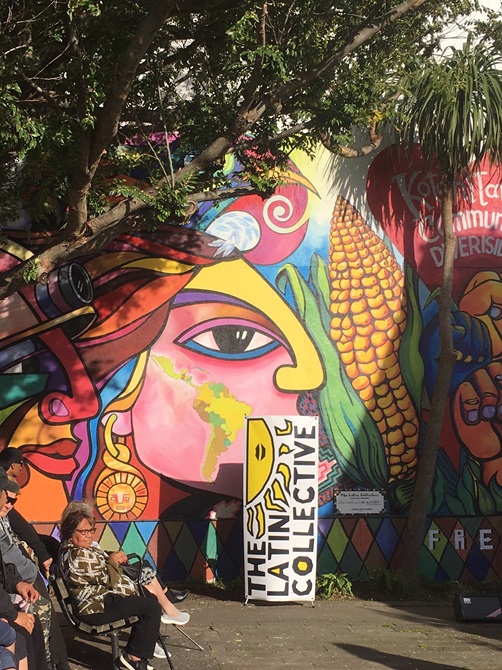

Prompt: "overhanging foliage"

[0,0,484,297]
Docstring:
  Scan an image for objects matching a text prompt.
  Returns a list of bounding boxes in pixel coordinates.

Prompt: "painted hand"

[452,361,502,484]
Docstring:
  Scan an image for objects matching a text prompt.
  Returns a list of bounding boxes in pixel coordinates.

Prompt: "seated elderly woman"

[59,509,187,670]
[60,500,190,621]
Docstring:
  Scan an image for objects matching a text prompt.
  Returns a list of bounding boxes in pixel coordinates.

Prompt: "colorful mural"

[1,142,502,582]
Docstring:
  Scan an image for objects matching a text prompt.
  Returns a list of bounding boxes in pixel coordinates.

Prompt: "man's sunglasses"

[6,496,17,505]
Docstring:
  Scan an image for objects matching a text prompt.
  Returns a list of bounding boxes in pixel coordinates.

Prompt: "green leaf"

[277,262,388,490]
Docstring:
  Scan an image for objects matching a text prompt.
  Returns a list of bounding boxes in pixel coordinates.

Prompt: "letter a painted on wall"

[244,415,318,603]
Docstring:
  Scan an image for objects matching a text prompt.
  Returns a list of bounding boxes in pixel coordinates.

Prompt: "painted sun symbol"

[96,471,148,521]
[246,418,291,539]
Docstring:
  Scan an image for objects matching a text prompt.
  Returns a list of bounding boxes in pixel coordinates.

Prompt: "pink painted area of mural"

[0,249,23,272]
[238,182,311,265]
[130,304,300,499]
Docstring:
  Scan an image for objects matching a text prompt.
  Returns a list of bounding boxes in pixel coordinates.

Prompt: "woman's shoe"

[119,652,151,670]
[154,642,172,658]
[167,588,190,603]
[161,610,190,625]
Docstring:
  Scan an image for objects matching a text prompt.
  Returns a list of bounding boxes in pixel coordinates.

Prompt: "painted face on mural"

[111,258,323,499]
[1,175,324,519]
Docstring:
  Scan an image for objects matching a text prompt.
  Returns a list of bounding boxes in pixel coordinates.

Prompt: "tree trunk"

[401,185,457,584]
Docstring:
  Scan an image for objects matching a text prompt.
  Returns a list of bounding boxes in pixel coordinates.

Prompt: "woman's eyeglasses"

[6,497,17,505]
[76,527,96,536]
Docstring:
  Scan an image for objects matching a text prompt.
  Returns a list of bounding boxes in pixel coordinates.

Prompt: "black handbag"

[121,554,161,587]
[120,553,144,583]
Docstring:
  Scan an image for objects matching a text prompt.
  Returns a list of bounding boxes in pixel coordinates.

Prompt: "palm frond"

[396,42,502,183]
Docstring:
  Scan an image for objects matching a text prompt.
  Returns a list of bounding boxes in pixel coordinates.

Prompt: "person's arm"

[0,559,23,624]
[2,561,22,596]
[7,509,51,566]
[107,550,128,565]
[0,585,19,624]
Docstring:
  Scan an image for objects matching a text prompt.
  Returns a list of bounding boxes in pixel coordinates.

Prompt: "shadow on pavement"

[374,601,502,647]
[336,643,473,670]
[178,581,244,603]
[65,634,113,669]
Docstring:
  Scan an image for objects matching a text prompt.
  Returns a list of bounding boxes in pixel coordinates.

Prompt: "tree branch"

[18,71,67,116]
[89,1,179,169]
[321,122,383,157]
[0,183,261,299]
[238,1,268,117]
[189,184,257,203]
[62,14,88,121]
[230,119,318,152]
[173,135,232,182]
[65,0,179,235]
[242,0,429,129]
[277,0,429,101]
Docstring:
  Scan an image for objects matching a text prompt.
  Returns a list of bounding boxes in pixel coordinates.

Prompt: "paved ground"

[60,593,502,670]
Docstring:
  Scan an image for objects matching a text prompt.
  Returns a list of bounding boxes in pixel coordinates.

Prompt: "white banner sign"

[244,415,318,603]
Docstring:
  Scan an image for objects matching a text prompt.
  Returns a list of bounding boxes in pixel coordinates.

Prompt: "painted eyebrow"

[171,288,291,348]
[172,290,251,309]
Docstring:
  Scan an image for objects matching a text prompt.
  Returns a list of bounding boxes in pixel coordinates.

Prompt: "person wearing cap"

[0,491,70,670]
[0,450,24,483]
[0,449,59,569]
[0,468,48,670]
[0,453,70,669]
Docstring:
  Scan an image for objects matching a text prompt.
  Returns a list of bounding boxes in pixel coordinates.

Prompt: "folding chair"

[51,574,140,669]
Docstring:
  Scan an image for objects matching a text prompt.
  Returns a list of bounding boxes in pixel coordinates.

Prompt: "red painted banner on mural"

[367,144,502,296]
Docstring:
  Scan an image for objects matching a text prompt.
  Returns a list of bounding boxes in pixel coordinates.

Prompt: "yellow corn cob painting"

[329,196,419,482]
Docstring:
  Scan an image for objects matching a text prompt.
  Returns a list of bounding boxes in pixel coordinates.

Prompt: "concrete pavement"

[60,592,502,670]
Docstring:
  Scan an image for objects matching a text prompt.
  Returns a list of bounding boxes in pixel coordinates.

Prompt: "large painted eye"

[176,318,283,360]
[488,304,502,321]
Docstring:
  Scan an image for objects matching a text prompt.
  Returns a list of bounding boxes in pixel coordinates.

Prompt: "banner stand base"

[243,597,316,608]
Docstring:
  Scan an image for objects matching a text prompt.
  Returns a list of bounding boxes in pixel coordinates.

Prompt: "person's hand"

[108,551,127,565]
[42,558,53,574]
[15,611,34,633]
[16,582,39,603]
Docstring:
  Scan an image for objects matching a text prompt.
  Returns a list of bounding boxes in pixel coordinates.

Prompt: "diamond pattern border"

[32,515,502,583]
